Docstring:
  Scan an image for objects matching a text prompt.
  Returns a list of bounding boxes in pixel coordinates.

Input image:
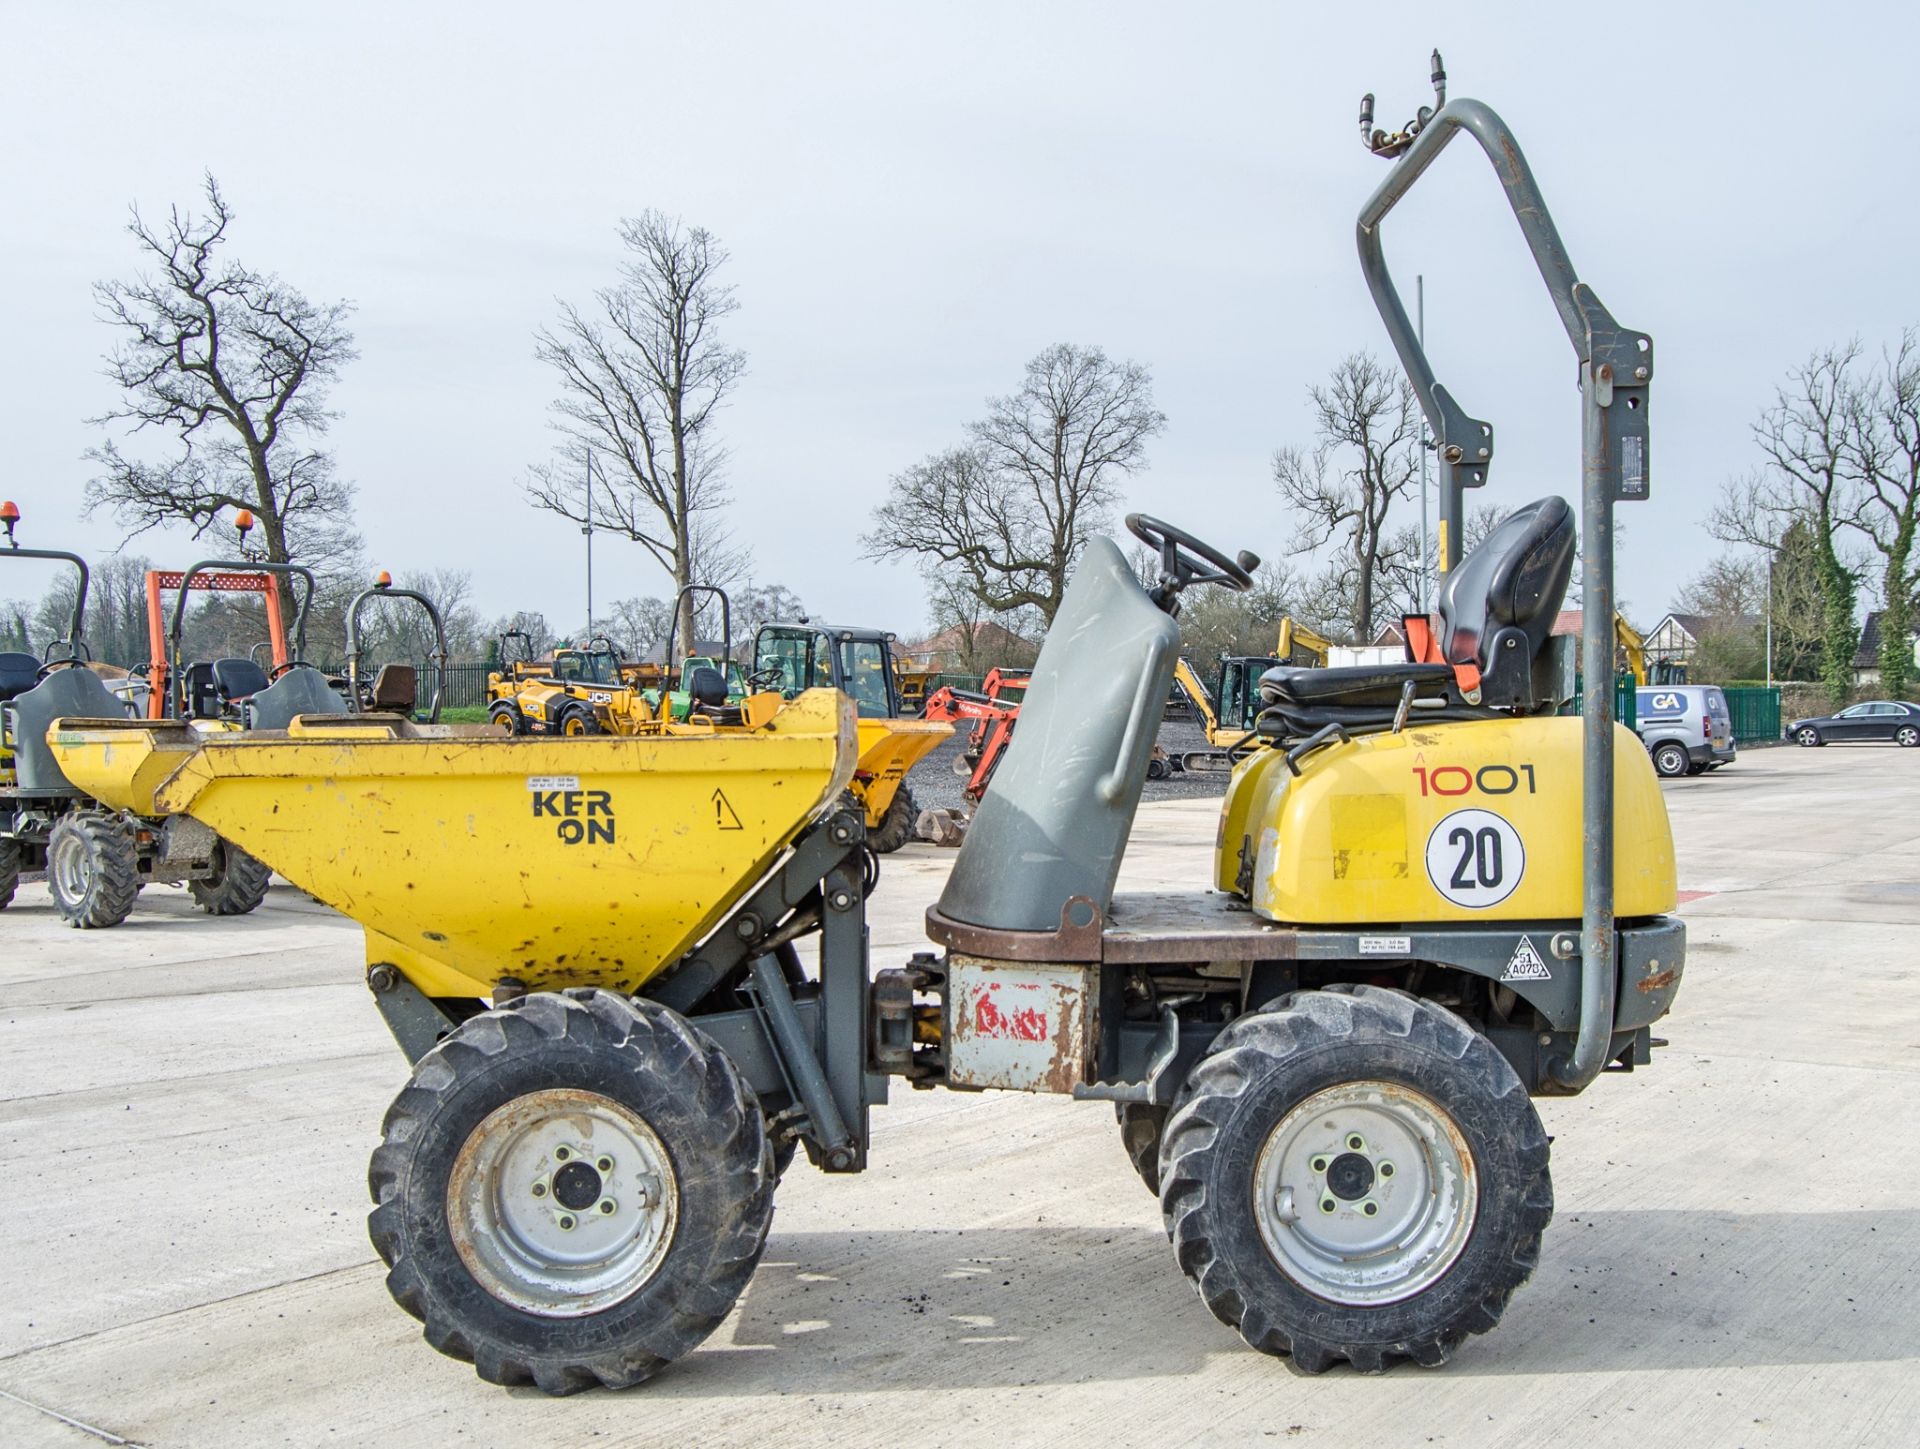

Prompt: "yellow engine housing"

[1216,716,1676,924]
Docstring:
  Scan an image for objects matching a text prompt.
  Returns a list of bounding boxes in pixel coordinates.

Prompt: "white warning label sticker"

[1501,935,1551,982]
[526,775,581,792]
[1358,935,1412,955]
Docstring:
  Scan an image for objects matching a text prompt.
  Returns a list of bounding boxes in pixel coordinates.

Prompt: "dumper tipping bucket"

[50,690,857,999]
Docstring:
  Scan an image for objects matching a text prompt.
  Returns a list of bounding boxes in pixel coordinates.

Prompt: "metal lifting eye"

[1359,49,1448,159]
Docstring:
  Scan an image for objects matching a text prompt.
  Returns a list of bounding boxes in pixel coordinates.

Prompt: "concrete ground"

[2,744,1916,1447]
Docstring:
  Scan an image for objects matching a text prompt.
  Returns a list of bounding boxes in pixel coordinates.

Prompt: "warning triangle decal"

[1500,935,1551,982]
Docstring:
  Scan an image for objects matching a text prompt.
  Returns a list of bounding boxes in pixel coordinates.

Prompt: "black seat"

[0,651,39,703]
[1258,496,1574,736]
[212,657,271,704]
[686,664,744,724]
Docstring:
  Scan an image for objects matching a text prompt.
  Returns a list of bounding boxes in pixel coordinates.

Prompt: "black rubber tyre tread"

[556,702,599,737]
[47,810,140,929]
[188,839,273,916]
[367,989,774,1395]
[1651,742,1690,778]
[1116,1102,1168,1194]
[1159,983,1552,1374]
[1897,725,1918,748]
[489,701,529,736]
[0,837,18,910]
[866,784,918,854]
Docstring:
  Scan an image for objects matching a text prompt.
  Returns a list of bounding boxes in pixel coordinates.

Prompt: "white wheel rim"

[447,1088,678,1317]
[1252,1081,1478,1306]
[49,829,92,903]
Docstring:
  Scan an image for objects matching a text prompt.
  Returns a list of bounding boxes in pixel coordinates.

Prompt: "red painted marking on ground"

[1675,889,1715,904]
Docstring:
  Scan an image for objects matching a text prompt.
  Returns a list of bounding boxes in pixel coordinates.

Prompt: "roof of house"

[905,620,1032,659]
[1856,611,1884,669]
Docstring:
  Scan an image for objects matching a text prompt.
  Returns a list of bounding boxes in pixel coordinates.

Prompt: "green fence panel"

[1721,685,1781,743]
[1566,673,1637,728]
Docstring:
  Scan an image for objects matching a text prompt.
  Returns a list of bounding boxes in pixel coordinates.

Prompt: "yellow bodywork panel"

[1216,716,1676,923]
[51,690,858,999]
[851,717,952,823]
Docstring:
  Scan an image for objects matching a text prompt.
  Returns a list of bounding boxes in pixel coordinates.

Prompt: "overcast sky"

[2,2,1915,642]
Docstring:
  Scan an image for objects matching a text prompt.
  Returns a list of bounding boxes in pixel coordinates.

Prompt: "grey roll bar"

[671,584,732,667]
[2,540,91,665]
[167,560,319,718]
[1355,59,1653,1091]
[345,578,450,723]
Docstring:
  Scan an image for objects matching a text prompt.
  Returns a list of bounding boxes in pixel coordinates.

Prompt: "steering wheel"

[1126,514,1259,596]
[35,656,86,680]
[746,664,784,692]
[268,659,300,681]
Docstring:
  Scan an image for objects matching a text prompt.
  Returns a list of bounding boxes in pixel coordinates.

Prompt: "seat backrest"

[212,657,271,702]
[371,663,418,714]
[8,665,128,794]
[938,536,1180,933]
[184,661,219,718]
[0,651,39,703]
[246,665,349,731]
[1435,495,1574,705]
[687,665,728,708]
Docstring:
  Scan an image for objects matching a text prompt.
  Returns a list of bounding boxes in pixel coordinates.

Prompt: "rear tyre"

[0,838,18,910]
[1160,985,1551,1373]
[1897,724,1919,748]
[46,810,140,929]
[866,784,918,854]
[1796,726,1823,747]
[1651,742,1690,778]
[1116,1102,1168,1194]
[189,838,272,916]
[368,990,774,1394]
[489,702,527,736]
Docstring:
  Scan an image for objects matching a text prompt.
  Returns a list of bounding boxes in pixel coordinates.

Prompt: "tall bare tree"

[1712,344,1864,705]
[865,344,1165,627]
[1845,329,1920,695]
[1272,353,1422,643]
[86,175,360,611]
[527,212,747,648]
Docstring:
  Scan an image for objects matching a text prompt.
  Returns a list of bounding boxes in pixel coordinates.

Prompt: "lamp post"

[1417,274,1430,611]
[582,448,597,631]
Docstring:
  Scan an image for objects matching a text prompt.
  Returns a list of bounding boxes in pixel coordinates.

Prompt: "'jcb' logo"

[532,789,616,845]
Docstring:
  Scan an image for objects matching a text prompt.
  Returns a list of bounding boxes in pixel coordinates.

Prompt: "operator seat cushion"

[0,651,39,703]
[687,665,727,708]
[371,663,418,714]
[1256,495,1574,731]
[212,657,271,702]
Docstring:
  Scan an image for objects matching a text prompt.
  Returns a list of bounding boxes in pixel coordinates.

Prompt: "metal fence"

[1721,685,1781,743]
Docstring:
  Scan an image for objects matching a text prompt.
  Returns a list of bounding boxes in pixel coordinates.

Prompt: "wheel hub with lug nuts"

[1254,1081,1477,1306]
[445,1088,677,1317]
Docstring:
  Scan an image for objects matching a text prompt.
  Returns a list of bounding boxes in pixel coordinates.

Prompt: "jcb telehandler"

[51,59,1679,1390]
[752,618,951,850]
[486,632,627,736]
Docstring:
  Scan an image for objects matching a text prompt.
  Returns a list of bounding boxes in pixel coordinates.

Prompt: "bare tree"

[1844,329,1920,695]
[1272,354,1422,643]
[526,213,748,648]
[354,568,483,664]
[86,176,360,611]
[865,344,1165,627]
[1711,344,1865,705]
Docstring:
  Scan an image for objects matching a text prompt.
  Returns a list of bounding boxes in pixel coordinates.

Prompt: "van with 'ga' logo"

[1634,685,1736,778]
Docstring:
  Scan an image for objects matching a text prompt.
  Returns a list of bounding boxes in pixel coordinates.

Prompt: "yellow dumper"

[48,65,1685,1399]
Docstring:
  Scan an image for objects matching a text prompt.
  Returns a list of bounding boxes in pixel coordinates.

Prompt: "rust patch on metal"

[1636,969,1677,994]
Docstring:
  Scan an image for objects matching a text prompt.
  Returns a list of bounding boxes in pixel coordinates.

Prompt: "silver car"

[1635,685,1736,778]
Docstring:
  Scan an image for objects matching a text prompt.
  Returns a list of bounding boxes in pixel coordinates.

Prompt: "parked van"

[1635,685,1736,777]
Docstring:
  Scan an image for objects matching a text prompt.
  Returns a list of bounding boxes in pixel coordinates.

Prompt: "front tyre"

[1160,985,1551,1373]
[189,838,272,916]
[1796,726,1823,747]
[866,784,918,854]
[46,810,140,929]
[368,990,774,1394]
[1651,742,1691,778]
